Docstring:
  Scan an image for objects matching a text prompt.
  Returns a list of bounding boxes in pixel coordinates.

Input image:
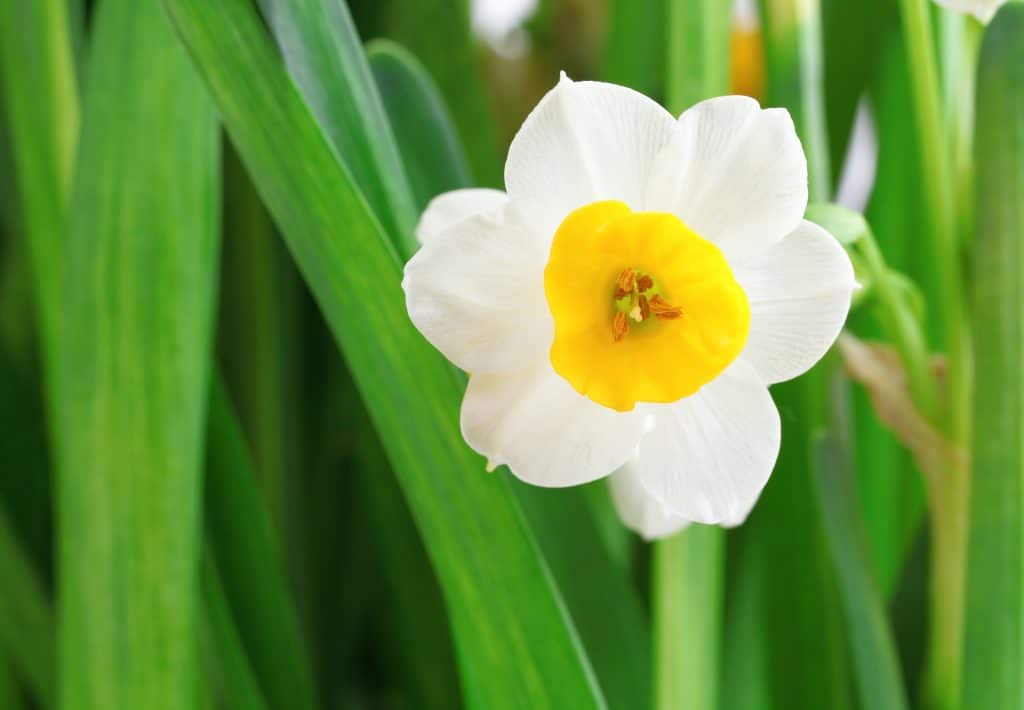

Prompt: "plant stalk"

[896,0,974,707]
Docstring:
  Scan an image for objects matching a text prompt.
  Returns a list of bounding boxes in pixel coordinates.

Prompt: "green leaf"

[0,504,53,707]
[205,380,318,710]
[258,0,419,255]
[760,0,832,200]
[160,1,606,706]
[379,0,502,187]
[816,434,909,710]
[0,0,78,391]
[367,39,473,209]
[515,483,653,710]
[56,1,220,707]
[199,559,270,710]
[602,0,665,100]
[964,4,1024,707]
[665,0,731,114]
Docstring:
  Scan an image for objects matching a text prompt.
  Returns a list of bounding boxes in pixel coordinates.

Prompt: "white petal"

[609,462,690,540]
[646,95,808,259]
[402,203,551,373]
[416,188,508,245]
[932,0,1006,22]
[461,361,645,487]
[504,73,678,236]
[732,220,855,385]
[634,360,780,526]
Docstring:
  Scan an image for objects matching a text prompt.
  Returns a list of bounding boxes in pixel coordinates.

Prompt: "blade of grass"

[257,0,418,253]
[964,6,1024,707]
[0,654,21,710]
[199,559,270,710]
[602,0,665,101]
[0,504,53,707]
[217,147,290,539]
[816,433,910,710]
[367,39,472,209]
[353,410,462,709]
[57,1,220,707]
[0,0,78,403]
[205,379,318,710]
[380,0,502,186]
[161,2,606,706]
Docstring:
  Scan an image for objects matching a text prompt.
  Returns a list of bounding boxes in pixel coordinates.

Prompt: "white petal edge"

[932,0,1006,22]
[461,361,646,487]
[402,203,552,373]
[633,359,781,526]
[416,188,509,245]
[609,462,691,540]
[732,219,855,385]
[504,72,678,237]
[646,95,808,260]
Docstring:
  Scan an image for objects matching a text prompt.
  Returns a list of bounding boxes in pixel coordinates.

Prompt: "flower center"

[543,201,750,412]
[610,267,684,343]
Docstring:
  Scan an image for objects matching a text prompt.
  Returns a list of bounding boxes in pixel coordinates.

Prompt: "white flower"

[933,0,1007,22]
[403,74,854,533]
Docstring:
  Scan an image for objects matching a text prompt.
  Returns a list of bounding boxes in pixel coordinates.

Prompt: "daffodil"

[403,75,854,529]
[933,0,1007,22]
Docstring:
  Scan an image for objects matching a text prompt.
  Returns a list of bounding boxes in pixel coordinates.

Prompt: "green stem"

[859,232,939,418]
[652,4,731,709]
[652,527,724,710]
[897,1,973,707]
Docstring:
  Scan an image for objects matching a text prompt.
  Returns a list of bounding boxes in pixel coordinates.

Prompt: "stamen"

[636,274,653,293]
[649,294,683,320]
[612,311,629,342]
[615,268,636,299]
[638,294,651,321]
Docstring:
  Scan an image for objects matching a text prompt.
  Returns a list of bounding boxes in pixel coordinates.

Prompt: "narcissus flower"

[403,75,854,531]
[933,0,1007,22]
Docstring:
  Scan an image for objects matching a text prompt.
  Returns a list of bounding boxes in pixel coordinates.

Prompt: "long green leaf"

[379,0,502,186]
[0,0,78,392]
[367,39,472,209]
[205,380,318,710]
[258,0,418,254]
[964,5,1024,707]
[369,41,652,708]
[57,1,220,707]
[816,434,909,710]
[0,504,53,707]
[601,0,665,101]
[199,559,270,710]
[160,2,605,707]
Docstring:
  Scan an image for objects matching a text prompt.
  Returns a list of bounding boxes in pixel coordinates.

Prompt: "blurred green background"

[0,0,1021,709]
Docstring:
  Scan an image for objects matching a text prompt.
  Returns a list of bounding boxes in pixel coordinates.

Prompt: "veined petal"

[504,73,678,236]
[403,204,551,373]
[461,361,645,487]
[646,95,808,259]
[417,188,508,245]
[732,220,855,384]
[609,462,690,540]
[933,0,1006,22]
[634,359,780,526]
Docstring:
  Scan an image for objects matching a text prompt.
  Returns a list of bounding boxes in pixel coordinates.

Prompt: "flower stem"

[652,526,724,710]
[896,0,973,707]
[652,3,732,709]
